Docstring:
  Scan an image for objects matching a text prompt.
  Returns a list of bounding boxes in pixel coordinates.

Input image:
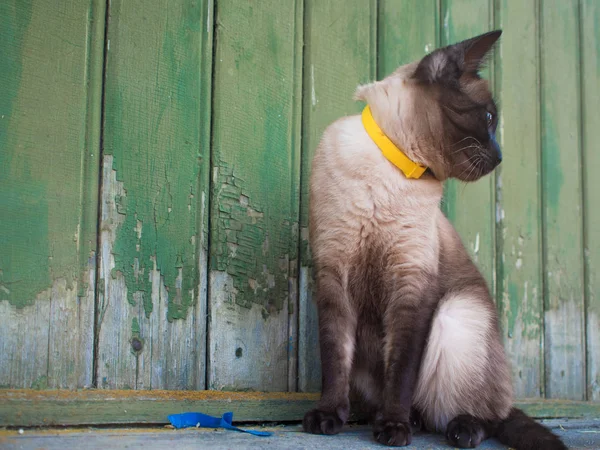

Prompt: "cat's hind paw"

[302,408,344,435]
[373,420,412,447]
[446,415,487,448]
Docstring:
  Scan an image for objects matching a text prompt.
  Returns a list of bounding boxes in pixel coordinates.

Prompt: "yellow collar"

[361,106,427,179]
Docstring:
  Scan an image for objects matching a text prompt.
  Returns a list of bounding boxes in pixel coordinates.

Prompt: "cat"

[302,30,567,450]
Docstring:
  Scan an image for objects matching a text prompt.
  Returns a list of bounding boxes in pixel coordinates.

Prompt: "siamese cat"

[303,31,566,449]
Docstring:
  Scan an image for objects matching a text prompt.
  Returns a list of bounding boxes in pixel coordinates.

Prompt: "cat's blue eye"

[486,111,493,127]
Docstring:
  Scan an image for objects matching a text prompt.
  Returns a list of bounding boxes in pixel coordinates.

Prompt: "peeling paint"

[209,271,289,391]
[102,149,198,321]
[211,162,291,311]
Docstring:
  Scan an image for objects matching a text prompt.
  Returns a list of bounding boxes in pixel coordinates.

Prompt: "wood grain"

[1,389,598,427]
[0,0,103,388]
[494,0,544,399]
[540,0,586,400]
[377,0,439,78]
[581,0,600,402]
[298,0,377,392]
[97,0,212,390]
[440,0,496,290]
[208,0,303,391]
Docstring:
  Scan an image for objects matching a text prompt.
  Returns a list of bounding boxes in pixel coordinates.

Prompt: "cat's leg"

[413,291,513,448]
[373,278,438,447]
[303,268,356,435]
[445,414,495,448]
[409,407,425,434]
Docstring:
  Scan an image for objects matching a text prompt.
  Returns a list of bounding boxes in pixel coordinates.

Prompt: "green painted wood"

[440,0,496,290]
[494,0,544,399]
[540,0,585,401]
[298,0,377,393]
[581,0,600,402]
[97,0,213,390]
[208,0,303,391]
[0,0,103,388]
[377,0,439,78]
[0,390,318,426]
[1,390,599,427]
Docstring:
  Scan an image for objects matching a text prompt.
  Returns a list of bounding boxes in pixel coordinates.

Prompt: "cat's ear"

[354,80,389,103]
[414,30,501,84]
[460,30,502,74]
[354,82,377,102]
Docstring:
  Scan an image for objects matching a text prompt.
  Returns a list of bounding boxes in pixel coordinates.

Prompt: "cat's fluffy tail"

[494,408,567,450]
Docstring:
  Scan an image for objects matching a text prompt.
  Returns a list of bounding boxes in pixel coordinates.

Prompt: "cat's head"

[356,30,502,182]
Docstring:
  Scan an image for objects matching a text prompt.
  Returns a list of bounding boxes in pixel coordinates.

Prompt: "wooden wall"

[1,0,598,406]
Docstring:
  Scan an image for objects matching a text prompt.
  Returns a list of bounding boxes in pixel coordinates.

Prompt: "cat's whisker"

[457,154,481,166]
[457,159,478,180]
[450,136,475,147]
[450,136,483,148]
[449,136,479,148]
[450,144,482,156]
[464,156,483,181]
[465,163,478,182]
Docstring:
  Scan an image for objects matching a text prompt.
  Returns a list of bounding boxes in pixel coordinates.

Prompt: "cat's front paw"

[302,408,344,435]
[446,415,486,448]
[373,420,412,447]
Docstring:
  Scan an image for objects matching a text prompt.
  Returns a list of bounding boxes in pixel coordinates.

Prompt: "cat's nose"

[489,132,502,163]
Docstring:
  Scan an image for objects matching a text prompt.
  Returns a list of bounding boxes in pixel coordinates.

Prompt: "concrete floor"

[2,419,600,449]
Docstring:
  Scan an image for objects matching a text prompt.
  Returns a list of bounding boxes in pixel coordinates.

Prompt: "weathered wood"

[298,0,377,393]
[377,0,439,78]
[0,390,318,426]
[540,0,586,400]
[581,0,600,402]
[97,0,212,390]
[494,0,544,399]
[208,0,303,391]
[0,0,103,388]
[1,389,599,427]
[440,0,496,290]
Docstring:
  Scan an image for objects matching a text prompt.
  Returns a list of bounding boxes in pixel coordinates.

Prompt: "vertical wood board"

[581,0,600,401]
[0,0,103,388]
[540,0,585,400]
[377,0,438,78]
[441,0,496,289]
[97,0,212,390]
[298,0,377,392]
[494,0,544,398]
[208,0,303,391]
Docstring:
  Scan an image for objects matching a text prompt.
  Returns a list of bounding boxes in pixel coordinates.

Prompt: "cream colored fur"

[309,66,512,433]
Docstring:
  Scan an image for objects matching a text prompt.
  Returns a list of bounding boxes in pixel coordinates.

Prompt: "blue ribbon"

[168,411,272,437]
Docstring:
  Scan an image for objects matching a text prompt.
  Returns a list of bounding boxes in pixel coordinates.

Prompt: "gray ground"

[3,419,600,449]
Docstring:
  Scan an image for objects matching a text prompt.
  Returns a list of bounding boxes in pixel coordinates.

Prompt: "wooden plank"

[0,0,103,388]
[441,0,496,289]
[581,0,600,402]
[287,0,304,394]
[540,0,586,401]
[97,0,213,390]
[298,0,377,392]
[0,390,318,427]
[377,0,439,77]
[494,0,544,399]
[208,0,303,391]
[1,389,599,427]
